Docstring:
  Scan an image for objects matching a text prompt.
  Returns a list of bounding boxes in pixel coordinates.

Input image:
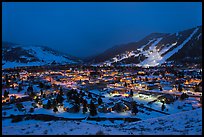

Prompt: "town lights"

[63,107,67,111]
[122,93,129,97]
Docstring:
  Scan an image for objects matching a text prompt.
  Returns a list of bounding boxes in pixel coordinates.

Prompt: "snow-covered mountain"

[90,26,202,67]
[2,26,202,68]
[2,42,82,69]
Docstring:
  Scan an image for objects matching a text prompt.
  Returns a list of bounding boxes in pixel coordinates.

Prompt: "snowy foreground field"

[2,108,202,135]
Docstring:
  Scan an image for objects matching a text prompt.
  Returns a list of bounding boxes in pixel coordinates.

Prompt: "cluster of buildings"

[2,64,202,114]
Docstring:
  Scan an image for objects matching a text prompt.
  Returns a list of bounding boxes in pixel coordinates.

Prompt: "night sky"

[2,2,202,57]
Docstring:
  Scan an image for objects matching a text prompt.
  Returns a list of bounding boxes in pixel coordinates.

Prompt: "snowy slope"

[122,108,202,135]
[92,26,202,66]
[158,27,199,65]
[22,46,75,63]
[2,108,202,135]
[2,43,81,69]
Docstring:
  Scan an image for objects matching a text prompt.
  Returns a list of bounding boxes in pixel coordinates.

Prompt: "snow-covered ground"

[2,108,202,135]
[2,84,201,121]
[2,66,202,135]
[122,108,202,135]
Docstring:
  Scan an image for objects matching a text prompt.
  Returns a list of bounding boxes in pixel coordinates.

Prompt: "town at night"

[2,2,202,135]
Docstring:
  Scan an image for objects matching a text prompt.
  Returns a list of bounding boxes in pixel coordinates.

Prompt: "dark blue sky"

[2,2,202,57]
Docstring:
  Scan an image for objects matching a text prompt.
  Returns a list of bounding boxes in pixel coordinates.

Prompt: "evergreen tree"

[39,82,44,89]
[59,86,63,95]
[88,92,92,98]
[40,89,43,95]
[161,103,165,111]
[16,102,24,111]
[47,100,52,109]
[178,71,184,78]
[66,91,71,100]
[30,91,35,98]
[83,105,87,114]
[73,104,80,113]
[98,97,103,105]
[4,90,9,98]
[56,94,64,104]
[131,101,138,115]
[27,85,34,92]
[89,100,97,116]
[115,103,122,112]
[82,92,85,97]
[5,74,9,86]
[82,100,88,114]
[180,93,189,100]
[17,84,23,93]
[53,106,58,113]
[52,99,57,107]
[29,108,34,113]
[79,96,83,103]
[82,99,87,106]
[180,93,185,100]
[178,84,182,92]
[43,93,46,98]
[129,89,133,97]
[74,95,80,105]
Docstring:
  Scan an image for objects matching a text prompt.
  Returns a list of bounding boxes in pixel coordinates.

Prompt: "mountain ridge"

[2,42,82,69]
[2,25,202,68]
[88,25,202,66]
